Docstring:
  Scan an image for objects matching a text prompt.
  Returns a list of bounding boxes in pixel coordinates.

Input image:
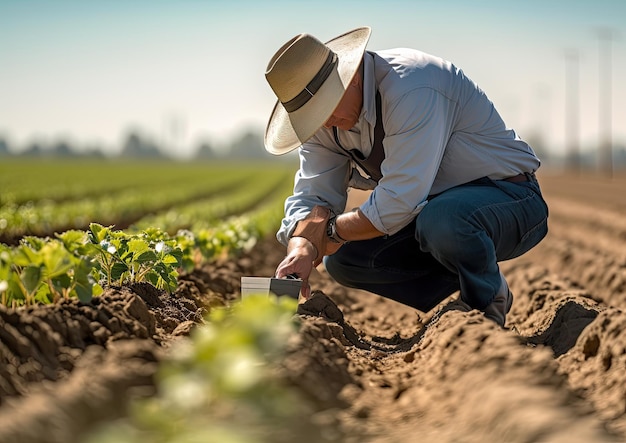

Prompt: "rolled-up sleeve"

[276,140,351,246]
[360,88,458,235]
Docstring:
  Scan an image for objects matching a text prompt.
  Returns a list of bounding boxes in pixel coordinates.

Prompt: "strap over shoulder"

[333,90,385,183]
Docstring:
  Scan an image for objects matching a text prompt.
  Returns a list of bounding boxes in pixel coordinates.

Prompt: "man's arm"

[334,208,383,241]
[277,139,351,246]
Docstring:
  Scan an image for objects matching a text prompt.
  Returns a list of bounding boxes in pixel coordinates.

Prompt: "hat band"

[281,51,338,113]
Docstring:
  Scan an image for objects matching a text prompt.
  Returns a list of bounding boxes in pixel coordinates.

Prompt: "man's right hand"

[275,237,318,299]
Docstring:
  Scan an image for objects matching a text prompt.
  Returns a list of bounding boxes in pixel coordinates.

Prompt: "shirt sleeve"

[360,87,458,235]
[276,139,351,246]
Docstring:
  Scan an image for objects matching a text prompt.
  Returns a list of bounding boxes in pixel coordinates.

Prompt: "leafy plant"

[86,294,318,443]
[0,224,187,306]
[0,233,102,306]
[88,224,183,293]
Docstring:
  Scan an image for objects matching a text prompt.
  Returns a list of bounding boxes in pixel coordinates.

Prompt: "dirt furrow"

[0,261,245,443]
[288,267,620,442]
[546,198,626,253]
[505,261,626,438]
[513,193,626,309]
[525,238,626,305]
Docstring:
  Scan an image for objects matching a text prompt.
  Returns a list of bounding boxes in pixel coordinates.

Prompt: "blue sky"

[1,0,624,158]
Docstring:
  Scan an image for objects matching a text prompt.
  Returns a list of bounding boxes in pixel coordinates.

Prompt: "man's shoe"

[483,273,513,327]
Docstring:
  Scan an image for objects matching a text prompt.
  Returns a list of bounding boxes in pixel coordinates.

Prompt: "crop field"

[1,159,626,443]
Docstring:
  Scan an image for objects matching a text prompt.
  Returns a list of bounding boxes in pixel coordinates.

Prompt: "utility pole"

[565,49,580,173]
[596,27,616,178]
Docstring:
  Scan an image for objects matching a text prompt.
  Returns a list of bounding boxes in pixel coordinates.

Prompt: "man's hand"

[275,237,318,299]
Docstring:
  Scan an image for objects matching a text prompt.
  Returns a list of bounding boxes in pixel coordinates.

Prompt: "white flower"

[99,240,116,254]
[0,280,8,292]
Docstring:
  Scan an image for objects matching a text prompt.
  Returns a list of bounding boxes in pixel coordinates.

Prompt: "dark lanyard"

[332,90,385,183]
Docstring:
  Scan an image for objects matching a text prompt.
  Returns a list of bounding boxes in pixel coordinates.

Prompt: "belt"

[502,172,534,183]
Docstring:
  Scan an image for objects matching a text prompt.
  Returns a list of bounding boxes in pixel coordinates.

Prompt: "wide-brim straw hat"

[264,26,371,155]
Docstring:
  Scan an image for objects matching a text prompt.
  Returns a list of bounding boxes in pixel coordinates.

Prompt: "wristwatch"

[326,215,348,244]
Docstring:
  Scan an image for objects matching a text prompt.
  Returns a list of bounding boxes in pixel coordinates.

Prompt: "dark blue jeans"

[324,175,549,312]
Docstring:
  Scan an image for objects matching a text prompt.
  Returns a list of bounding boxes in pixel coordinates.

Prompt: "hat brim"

[264,26,372,155]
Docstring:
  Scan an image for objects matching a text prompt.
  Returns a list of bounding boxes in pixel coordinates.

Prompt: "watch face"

[326,222,333,237]
[327,218,340,243]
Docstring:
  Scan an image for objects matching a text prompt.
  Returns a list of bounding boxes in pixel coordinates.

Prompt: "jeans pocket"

[506,217,549,260]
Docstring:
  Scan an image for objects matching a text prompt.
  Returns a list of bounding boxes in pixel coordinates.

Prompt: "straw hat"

[264,26,371,155]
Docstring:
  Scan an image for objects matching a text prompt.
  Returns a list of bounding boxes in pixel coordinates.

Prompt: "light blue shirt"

[277,48,541,246]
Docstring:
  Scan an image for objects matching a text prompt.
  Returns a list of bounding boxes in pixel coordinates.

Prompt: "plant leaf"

[21,265,42,294]
[111,262,129,281]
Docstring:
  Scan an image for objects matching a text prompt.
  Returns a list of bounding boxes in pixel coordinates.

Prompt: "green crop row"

[0,163,290,239]
[0,159,260,206]
[131,168,293,233]
[0,189,288,307]
[0,224,183,306]
[0,173,250,238]
[0,159,295,307]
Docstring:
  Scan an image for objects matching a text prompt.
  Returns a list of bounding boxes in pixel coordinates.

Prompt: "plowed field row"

[498,171,626,438]
[511,173,626,308]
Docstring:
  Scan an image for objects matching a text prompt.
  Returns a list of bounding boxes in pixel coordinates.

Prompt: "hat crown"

[265,33,332,104]
[264,27,371,155]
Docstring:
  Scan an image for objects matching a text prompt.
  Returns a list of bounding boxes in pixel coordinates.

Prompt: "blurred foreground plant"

[87,294,324,443]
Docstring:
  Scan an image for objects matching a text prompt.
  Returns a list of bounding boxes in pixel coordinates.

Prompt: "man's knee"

[417,206,453,243]
[416,202,474,258]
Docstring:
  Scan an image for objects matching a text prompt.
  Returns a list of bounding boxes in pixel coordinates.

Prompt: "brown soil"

[1,171,626,442]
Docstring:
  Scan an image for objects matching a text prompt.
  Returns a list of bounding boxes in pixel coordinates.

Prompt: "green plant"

[87,294,312,443]
[88,223,183,293]
[0,233,102,306]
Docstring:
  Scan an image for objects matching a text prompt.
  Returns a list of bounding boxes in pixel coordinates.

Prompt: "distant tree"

[615,145,626,168]
[51,140,75,157]
[227,129,270,159]
[0,138,9,156]
[194,141,216,160]
[82,146,107,159]
[120,131,165,159]
[22,142,43,157]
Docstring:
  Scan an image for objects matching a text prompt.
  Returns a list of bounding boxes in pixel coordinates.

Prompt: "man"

[264,26,548,327]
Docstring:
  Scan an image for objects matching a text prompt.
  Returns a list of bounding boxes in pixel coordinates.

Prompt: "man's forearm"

[335,209,384,241]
